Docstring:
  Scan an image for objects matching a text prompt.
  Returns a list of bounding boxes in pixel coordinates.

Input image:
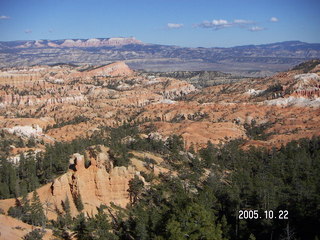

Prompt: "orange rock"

[0,146,143,220]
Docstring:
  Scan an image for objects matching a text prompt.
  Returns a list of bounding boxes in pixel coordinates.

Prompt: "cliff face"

[49,146,144,219]
[0,146,143,220]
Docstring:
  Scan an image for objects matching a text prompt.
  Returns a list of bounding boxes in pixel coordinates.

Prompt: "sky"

[0,0,319,47]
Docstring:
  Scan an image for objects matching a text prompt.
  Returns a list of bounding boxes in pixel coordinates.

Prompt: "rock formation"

[0,60,320,154]
[0,146,143,220]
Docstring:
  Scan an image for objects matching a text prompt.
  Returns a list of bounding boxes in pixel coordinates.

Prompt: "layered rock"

[292,73,320,97]
[51,147,143,218]
[0,93,88,108]
[0,146,142,220]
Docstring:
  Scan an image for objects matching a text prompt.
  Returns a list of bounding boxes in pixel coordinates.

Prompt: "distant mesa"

[14,37,143,48]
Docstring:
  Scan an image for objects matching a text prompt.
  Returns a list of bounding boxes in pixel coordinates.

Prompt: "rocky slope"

[0,215,53,240]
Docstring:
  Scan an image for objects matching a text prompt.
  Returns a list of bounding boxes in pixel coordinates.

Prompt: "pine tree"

[30,190,46,226]
[0,158,17,198]
[74,193,84,212]
[166,220,184,240]
[62,196,72,222]
[8,198,23,219]
[0,182,10,199]
[128,176,144,204]
[220,215,230,240]
[165,202,223,240]
[199,141,217,168]
[73,213,93,240]
[18,153,27,179]
[8,165,17,196]
[19,181,28,197]
[90,205,118,240]
[21,193,31,223]
[25,154,39,192]
[23,229,44,240]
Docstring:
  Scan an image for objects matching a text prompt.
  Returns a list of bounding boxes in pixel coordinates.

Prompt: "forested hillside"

[1,124,319,240]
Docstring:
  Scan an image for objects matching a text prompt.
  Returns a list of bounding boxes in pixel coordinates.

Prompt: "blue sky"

[0,0,319,47]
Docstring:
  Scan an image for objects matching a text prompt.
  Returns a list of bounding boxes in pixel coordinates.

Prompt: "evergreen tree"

[167,135,184,154]
[165,202,223,240]
[128,176,144,204]
[74,193,84,212]
[90,205,118,240]
[53,198,72,240]
[53,227,72,240]
[73,213,94,240]
[19,181,28,197]
[220,215,230,240]
[8,164,17,196]
[8,198,23,219]
[20,193,31,223]
[0,182,10,199]
[62,196,72,225]
[199,141,217,168]
[29,190,46,226]
[0,157,17,198]
[18,153,27,179]
[23,229,44,240]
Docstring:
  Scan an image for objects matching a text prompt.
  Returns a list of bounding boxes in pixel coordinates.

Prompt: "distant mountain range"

[1,37,320,76]
[0,37,143,48]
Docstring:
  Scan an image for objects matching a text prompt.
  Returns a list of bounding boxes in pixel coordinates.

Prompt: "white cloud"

[270,17,279,22]
[234,19,253,24]
[167,23,183,29]
[0,15,10,20]
[197,19,256,30]
[197,19,232,29]
[212,19,229,25]
[249,26,265,32]
[24,29,32,34]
